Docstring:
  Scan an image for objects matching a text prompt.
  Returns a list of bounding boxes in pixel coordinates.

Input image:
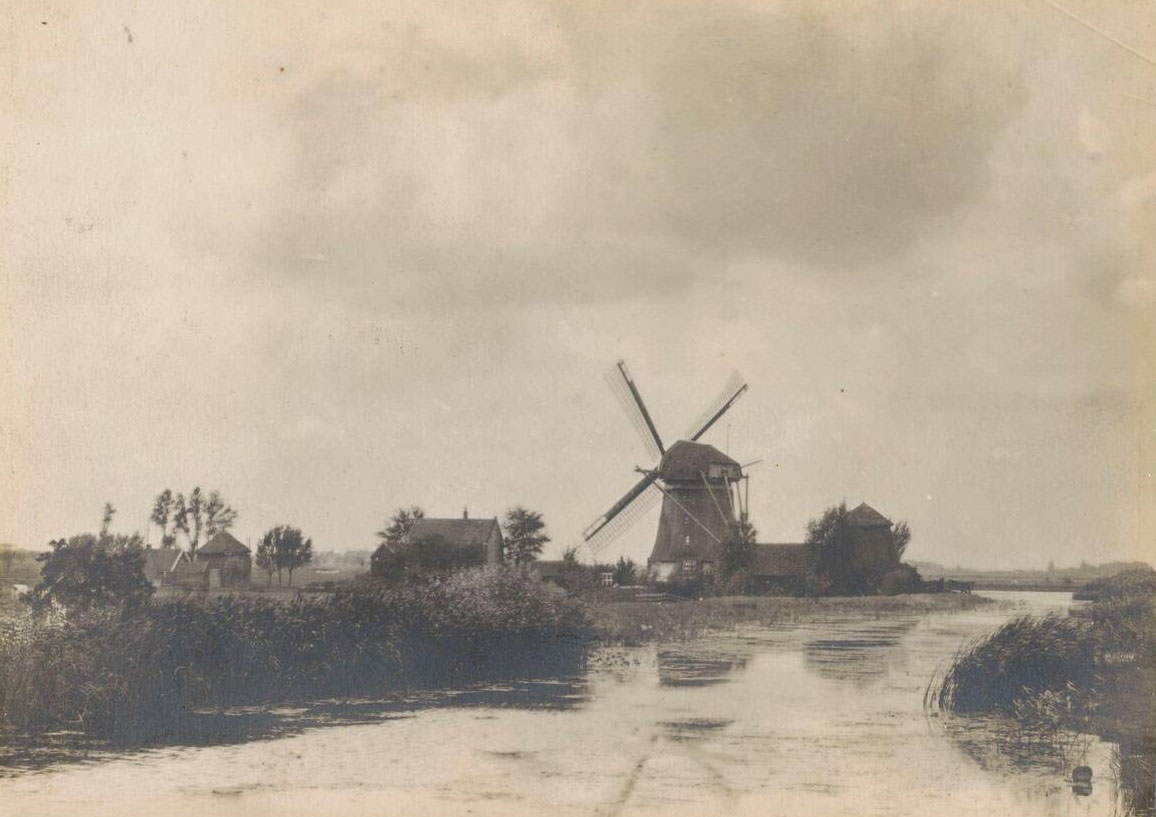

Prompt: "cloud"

[210,0,1029,310]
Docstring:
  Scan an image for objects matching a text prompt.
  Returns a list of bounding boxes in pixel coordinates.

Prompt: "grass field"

[586,591,991,644]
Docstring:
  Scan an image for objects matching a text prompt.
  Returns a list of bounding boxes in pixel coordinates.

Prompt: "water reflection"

[802,618,918,685]
[939,712,1155,816]
[0,675,588,776]
[656,639,752,687]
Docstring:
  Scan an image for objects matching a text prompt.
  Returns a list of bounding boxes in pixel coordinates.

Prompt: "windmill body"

[647,440,743,582]
[584,361,751,584]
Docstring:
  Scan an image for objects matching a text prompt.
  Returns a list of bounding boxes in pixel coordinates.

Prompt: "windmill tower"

[583,361,751,583]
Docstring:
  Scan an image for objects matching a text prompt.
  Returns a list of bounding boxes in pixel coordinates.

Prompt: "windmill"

[583,361,752,582]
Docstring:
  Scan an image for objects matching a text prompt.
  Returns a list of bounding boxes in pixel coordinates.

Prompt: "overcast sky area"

[2,0,1153,569]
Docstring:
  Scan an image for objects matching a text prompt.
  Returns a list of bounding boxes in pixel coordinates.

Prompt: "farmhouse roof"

[142,548,186,579]
[847,503,891,528]
[173,560,208,575]
[750,543,815,577]
[409,517,503,547]
[199,531,250,556]
[659,440,740,482]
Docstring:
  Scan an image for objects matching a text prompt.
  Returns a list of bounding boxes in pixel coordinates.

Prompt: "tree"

[561,546,580,568]
[255,535,277,585]
[613,556,637,586]
[375,506,425,550]
[721,518,756,576]
[150,489,177,548]
[804,502,856,595]
[169,487,238,556]
[257,525,313,586]
[502,506,549,566]
[26,504,153,612]
[891,520,912,563]
[0,545,15,576]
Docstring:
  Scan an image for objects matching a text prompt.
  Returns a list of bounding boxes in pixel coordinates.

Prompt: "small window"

[701,561,715,575]
[600,571,614,587]
[682,559,697,573]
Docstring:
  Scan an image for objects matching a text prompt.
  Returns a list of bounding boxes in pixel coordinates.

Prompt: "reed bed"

[928,569,1155,750]
[0,566,589,742]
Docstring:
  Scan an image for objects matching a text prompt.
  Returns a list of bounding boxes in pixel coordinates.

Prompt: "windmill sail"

[584,482,661,553]
[605,360,665,461]
[582,470,660,551]
[684,371,748,442]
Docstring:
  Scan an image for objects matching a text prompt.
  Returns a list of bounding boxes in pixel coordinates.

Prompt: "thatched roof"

[750,543,815,577]
[847,503,891,528]
[199,531,250,556]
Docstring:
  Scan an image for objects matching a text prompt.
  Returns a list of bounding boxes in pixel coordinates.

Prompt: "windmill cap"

[659,440,740,482]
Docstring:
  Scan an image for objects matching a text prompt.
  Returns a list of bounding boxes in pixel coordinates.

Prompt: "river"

[0,591,1147,816]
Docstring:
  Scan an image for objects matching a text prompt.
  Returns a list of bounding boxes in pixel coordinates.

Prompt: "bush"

[877,564,922,596]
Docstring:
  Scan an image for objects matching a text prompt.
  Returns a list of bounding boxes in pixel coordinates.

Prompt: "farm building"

[749,543,816,594]
[197,531,253,588]
[407,512,504,566]
[747,503,900,592]
[844,502,896,573]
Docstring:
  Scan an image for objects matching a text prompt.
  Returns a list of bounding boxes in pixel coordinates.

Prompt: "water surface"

[1,591,1146,816]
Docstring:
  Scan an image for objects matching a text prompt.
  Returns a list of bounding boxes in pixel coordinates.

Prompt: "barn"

[749,543,816,594]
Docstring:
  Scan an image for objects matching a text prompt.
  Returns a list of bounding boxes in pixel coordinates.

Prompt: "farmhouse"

[408,511,504,566]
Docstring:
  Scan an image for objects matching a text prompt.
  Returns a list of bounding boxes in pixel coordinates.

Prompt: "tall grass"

[930,571,1155,718]
[0,566,589,742]
[930,613,1098,713]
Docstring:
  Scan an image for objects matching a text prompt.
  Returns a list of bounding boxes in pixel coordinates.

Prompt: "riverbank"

[587,591,991,644]
[930,570,1155,814]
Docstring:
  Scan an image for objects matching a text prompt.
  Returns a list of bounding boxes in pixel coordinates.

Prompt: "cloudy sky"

[2,0,1153,568]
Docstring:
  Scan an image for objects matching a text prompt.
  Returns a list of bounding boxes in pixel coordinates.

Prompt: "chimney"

[462,506,469,520]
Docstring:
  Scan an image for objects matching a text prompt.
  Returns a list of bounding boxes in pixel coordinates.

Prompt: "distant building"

[197,531,252,588]
[845,503,896,574]
[746,503,898,593]
[407,510,504,566]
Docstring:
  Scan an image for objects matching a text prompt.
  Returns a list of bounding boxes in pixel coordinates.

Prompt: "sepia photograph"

[1,1,1154,815]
